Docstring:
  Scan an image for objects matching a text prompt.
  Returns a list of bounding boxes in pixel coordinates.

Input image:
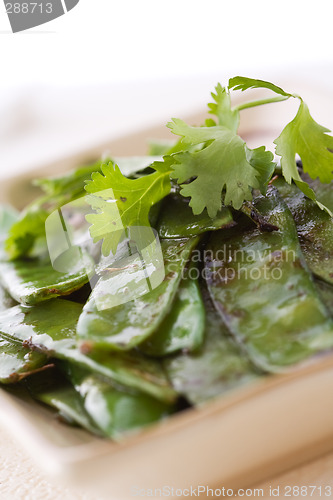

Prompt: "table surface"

[0,74,332,499]
[0,425,332,499]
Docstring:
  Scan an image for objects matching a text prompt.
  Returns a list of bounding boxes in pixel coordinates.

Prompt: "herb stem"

[233,95,290,112]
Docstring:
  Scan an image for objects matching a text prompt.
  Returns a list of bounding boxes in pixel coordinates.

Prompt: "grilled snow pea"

[76,237,200,352]
[0,205,94,305]
[63,364,174,440]
[0,285,16,311]
[0,253,95,306]
[0,299,176,403]
[26,368,103,436]
[301,174,333,213]
[158,194,234,238]
[140,266,205,357]
[164,290,260,405]
[205,187,333,372]
[274,177,333,285]
[0,333,48,384]
[316,280,333,317]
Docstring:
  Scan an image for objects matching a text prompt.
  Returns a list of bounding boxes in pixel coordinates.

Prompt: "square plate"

[0,90,333,499]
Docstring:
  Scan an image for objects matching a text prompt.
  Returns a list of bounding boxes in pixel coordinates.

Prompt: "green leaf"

[5,204,49,260]
[274,100,333,215]
[85,161,171,256]
[208,83,239,132]
[5,157,156,261]
[246,146,276,194]
[34,159,108,196]
[229,76,293,98]
[6,161,107,260]
[168,120,273,216]
[148,140,178,156]
[274,100,333,184]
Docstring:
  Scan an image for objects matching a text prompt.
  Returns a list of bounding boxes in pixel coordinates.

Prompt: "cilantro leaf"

[229,76,293,98]
[34,159,107,196]
[274,100,333,185]
[5,205,49,259]
[6,159,108,260]
[246,146,276,194]
[6,157,162,260]
[167,120,273,216]
[207,83,239,132]
[85,161,171,256]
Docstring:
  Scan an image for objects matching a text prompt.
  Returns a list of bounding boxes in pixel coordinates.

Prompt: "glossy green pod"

[0,252,95,305]
[158,195,234,238]
[26,368,103,436]
[140,268,205,357]
[0,284,16,311]
[164,291,259,405]
[205,187,333,372]
[76,237,200,351]
[301,175,333,213]
[0,204,95,305]
[0,299,176,403]
[316,279,333,317]
[0,333,47,384]
[64,364,174,440]
[274,177,333,285]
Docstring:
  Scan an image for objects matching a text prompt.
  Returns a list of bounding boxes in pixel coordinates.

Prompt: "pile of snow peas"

[0,155,332,440]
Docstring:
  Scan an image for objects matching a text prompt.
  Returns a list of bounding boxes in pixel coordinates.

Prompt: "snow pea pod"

[64,364,174,440]
[300,174,333,213]
[164,291,259,405]
[0,299,176,403]
[0,252,94,306]
[0,333,47,384]
[0,285,16,311]
[158,195,234,238]
[316,280,333,317]
[140,268,205,357]
[205,187,333,372]
[26,368,103,435]
[77,237,200,352]
[274,177,333,285]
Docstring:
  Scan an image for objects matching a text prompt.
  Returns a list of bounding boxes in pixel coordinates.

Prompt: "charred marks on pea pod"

[22,337,54,356]
[164,271,177,281]
[9,363,55,383]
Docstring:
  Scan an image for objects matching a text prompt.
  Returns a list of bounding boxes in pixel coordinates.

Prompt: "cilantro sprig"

[83,76,332,255]
[6,77,333,259]
[85,159,172,256]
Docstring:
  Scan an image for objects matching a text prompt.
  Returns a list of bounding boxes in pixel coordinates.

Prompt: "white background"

[0,0,333,87]
[0,0,333,176]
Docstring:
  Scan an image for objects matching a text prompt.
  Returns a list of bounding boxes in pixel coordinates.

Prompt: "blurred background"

[0,0,333,178]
